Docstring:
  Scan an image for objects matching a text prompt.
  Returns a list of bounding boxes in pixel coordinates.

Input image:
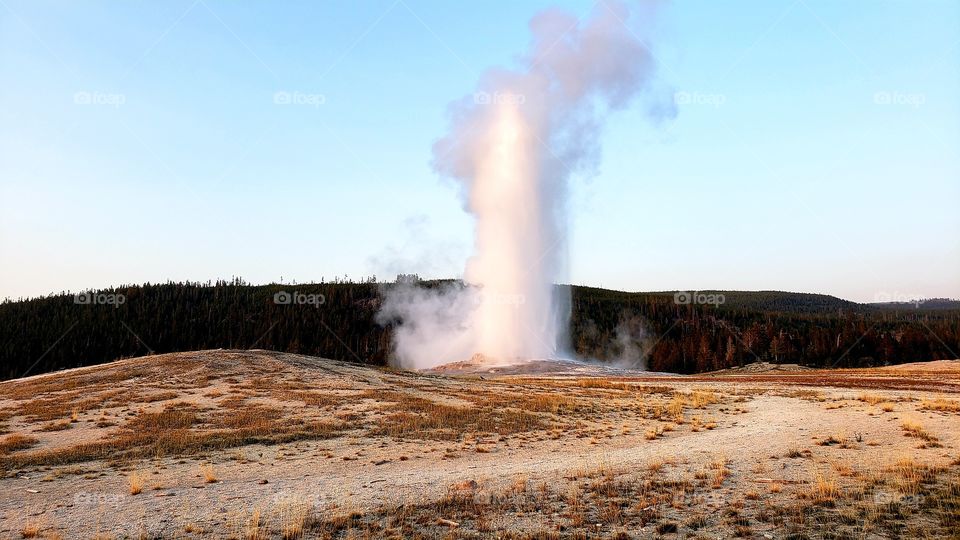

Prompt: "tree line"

[1,279,957,380]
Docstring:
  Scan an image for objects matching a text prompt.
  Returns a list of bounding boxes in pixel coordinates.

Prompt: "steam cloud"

[378,0,668,369]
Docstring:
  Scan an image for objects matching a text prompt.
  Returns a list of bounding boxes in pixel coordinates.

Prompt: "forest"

[1,278,957,380]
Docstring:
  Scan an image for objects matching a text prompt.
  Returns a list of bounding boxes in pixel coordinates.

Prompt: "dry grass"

[920,397,960,413]
[901,418,940,445]
[886,456,943,495]
[20,522,41,538]
[200,463,217,483]
[857,393,885,405]
[279,499,311,539]
[0,401,348,469]
[0,433,39,454]
[128,472,145,495]
[367,391,547,441]
[710,456,730,488]
[817,431,853,448]
[810,473,840,504]
[37,420,72,432]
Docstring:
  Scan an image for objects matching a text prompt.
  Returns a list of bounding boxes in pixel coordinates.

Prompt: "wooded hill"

[1,279,957,380]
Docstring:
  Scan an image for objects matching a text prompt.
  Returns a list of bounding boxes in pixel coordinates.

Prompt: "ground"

[0,350,958,539]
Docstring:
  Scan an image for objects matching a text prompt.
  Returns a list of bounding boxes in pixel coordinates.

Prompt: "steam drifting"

[379,1,666,369]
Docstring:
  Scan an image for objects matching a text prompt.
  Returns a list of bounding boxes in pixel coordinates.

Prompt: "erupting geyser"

[378,0,670,369]
[466,99,563,362]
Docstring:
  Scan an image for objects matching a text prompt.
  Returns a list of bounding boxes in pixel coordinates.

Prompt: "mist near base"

[378,1,671,370]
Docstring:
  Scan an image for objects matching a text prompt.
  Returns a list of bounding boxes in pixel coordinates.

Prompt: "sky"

[1,0,958,303]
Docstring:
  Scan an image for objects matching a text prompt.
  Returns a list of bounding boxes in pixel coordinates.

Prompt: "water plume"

[378,0,670,369]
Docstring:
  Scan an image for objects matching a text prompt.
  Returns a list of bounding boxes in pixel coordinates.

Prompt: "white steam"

[378,1,668,369]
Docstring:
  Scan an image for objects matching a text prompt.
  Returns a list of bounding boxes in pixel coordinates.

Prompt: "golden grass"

[20,522,41,538]
[201,463,218,483]
[128,472,145,495]
[710,457,730,488]
[37,420,72,432]
[0,433,39,454]
[857,393,885,405]
[0,402,347,469]
[279,500,311,540]
[920,397,960,413]
[811,473,840,504]
[901,418,939,443]
[886,456,942,495]
[367,391,547,441]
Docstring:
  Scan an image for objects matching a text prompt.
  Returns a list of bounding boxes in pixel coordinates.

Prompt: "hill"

[1,349,959,538]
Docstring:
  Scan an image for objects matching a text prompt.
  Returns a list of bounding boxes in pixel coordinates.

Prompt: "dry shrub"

[711,457,730,488]
[857,393,885,405]
[20,522,41,538]
[920,397,960,413]
[128,472,145,495]
[811,474,840,504]
[200,463,217,483]
[886,456,942,495]
[0,434,39,454]
[901,419,939,443]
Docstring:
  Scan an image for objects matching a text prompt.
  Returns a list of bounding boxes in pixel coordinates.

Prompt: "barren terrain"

[1,350,958,539]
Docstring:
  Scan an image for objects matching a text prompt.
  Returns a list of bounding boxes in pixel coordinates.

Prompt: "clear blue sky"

[2,0,958,303]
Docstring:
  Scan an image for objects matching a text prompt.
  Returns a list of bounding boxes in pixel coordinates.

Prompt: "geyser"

[378,0,669,369]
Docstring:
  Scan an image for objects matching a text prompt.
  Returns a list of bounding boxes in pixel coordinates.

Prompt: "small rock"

[257,479,268,484]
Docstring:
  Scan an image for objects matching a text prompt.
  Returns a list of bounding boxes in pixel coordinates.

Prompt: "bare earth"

[0,350,958,539]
